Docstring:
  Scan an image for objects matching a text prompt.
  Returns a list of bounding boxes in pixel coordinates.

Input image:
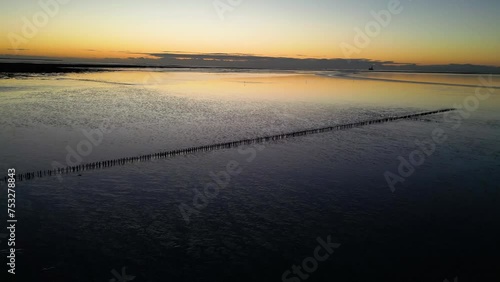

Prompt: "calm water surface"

[0,70,499,281]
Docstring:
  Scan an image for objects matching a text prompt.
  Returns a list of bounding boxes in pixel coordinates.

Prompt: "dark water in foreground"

[0,70,499,281]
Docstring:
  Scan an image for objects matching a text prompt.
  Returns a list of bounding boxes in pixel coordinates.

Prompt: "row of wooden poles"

[1,108,454,183]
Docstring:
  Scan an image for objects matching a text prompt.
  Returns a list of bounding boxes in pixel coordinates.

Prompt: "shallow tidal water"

[0,70,499,281]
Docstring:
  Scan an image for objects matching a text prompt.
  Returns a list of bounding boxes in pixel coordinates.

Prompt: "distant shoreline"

[0,62,498,76]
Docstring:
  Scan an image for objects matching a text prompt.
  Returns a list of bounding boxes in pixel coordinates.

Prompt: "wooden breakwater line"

[2,108,454,183]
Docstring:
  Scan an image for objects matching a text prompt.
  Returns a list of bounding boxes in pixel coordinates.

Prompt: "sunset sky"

[1,0,499,67]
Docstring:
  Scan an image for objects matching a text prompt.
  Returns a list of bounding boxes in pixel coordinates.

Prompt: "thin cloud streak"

[1,52,500,74]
